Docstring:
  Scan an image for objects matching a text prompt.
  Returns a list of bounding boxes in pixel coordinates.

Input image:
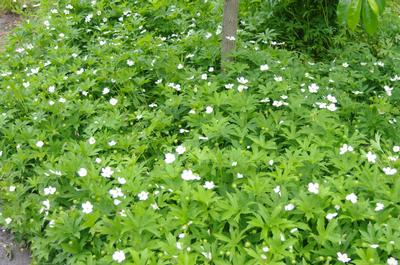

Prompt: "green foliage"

[0,0,35,13]
[242,0,340,57]
[0,0,399,265]
[337,0,386,34]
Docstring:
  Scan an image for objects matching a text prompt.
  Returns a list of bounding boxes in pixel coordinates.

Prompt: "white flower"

[237,84,248,92]
[44,186,56,195]
[201,251,212,260]
[308,83,319,93]
[237,77,248,84]
[164,153,176,164]
[48,86,55,93]
[167,82,181,91]
[112,250,125,263]
[346,193,358,204]
[118,177,126,185]
[102,87,110,95]
[260,64,269,71]
[82,201,93,214]
[9,186,16,192]
[225,83,234,89]
[262,246,269,252]
[175,145,186,155]
[326,212,338,220]
[36,140,44,148]
[203,181,215,190]
[101,166,114,178]
[383,167,397,175]
[109,98,118,106]
[40,199,50,213]
[236,173,243,179]
[95,157,102,164]
[176,242,182,250]
[205,106,213,114]
[226,35,235,41]
[273,185,281,196]
[77,168,87,177]
[181,169,201,181]
[284,203,295,211]
[138,191,149,201]
[337,252,351,263]
[76,68,84,75]
[108,140,117,146]
[326,103,337,112]
[119,210,127,217]
[393,146,400,153]
[127,60,134,66]
[274,76,283,82]
[384,86,393,96]
[387,257,398,265]
[365,151,377,163]
[307,182,319,194]
[5,218,12,225]
[109,187,124,198]
[342,62,349,68]
[327,94,337,103]
[370,244,379,249]
[272,100,285,107]
[177,64,184,69]
[201,73,208,80]
[88,137,96,145]
[339,144,353,155]
[375,202,384,211]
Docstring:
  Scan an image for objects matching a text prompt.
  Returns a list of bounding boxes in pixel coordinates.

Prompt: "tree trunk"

[221,0,239,71]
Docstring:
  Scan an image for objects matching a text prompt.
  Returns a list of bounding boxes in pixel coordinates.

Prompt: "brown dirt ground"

[0,12,31,265]
[0,11,20,49]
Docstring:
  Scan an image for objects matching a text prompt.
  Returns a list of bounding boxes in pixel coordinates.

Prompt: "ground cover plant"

[0,0,399,264]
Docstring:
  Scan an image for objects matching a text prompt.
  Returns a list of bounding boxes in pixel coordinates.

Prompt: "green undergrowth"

[0,0,399,264]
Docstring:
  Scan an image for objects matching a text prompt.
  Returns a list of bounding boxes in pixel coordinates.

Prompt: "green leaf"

[337,0,351,26]
[375,0,386,14]
[347,0,363,30]
[362,0,379,35]
[367,0,379,15]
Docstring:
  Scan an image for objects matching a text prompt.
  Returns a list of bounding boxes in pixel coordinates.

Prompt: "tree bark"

[221,0,239,71]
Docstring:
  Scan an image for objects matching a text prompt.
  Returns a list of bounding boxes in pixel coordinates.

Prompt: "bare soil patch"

[0,11,31,265]
[0,229,30,265]
[0,12,20,49]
